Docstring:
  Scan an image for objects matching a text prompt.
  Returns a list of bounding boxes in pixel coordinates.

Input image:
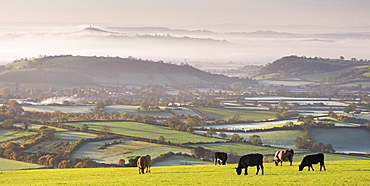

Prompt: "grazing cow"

[137,155,151,174]
[214,152,228,165]
[235,154,264,175]
[118,159,125,166]
[273,149,294,166]
[299,153,326,171]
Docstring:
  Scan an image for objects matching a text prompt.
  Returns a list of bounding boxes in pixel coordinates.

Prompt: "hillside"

[0,55,255,87]
[254,55,370,86]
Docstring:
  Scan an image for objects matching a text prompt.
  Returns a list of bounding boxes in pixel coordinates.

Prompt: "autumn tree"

[249,135,262,146]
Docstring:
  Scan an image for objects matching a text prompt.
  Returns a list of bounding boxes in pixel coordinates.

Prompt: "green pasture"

[311,128,370,153]
[13,123,68,131]
[64,121,226,144]
[222,130,303,149]
[334,82,370,87]
[193,107,275,121]
[257,80,315,86]
[72,139,192,164]
[1,160,370,185]
[0,129,36,142]
[190,142,285,157]
[26,131,97,153]
[22,105,94,113]
[104,105,175,118]
[300,65,369,82]
[94,72,203,86]
[316,117,362,127]
[0,158,45,171]
[152,154,214,166]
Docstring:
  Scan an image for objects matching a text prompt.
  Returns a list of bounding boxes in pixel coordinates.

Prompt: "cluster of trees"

[295,137,335,153]
[293,115,335,153]
[297,115,335,128]
[189,99,220,107]
[163,116,201,133]
[329,111,369,124]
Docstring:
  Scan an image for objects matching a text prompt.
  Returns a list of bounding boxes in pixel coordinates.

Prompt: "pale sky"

[1,0,370,27]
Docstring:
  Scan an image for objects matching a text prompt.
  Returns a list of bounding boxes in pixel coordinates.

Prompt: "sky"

[0,0,370,65]
[1,0,370,27]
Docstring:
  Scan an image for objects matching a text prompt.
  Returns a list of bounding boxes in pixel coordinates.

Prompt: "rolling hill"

[254,55,370,86]
[0,55,255,87]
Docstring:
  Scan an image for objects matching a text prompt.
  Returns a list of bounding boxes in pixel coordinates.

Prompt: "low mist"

[1,24,370,68]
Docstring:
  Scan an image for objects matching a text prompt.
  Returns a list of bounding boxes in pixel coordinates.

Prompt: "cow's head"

[273,159,279,166]
[235,167,242,175]
[298,164,303,171]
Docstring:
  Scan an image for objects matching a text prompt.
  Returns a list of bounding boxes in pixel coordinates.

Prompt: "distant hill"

[107,27,217,35]
[0,56,255,87]
[258,56,356,75]
[255,56,370,86]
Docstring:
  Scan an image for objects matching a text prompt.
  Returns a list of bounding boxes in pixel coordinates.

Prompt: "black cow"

[235,153,264,175]
[214,152,228,165]
[299,153,326,171]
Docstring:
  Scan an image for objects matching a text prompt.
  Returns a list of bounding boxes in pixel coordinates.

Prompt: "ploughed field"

[1,160,370,185]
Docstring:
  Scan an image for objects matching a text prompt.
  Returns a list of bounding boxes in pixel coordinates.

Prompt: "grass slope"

[0,158,45,171]
[194,107,275,121]
[1,160,370,185]
[65,121,226,144]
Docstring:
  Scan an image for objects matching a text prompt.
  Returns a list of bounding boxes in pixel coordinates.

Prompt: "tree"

[191,146,207,158]
[80,124,89,132]
[101,125,111,134]
[344,103,356,114]
[274,112,284,120]
[140,102,149,111]
[206,128,217,137]
[0,87,10,98]
[2,119,14,129]
[219,132,227,139]
[230,134,243,142]
[185,115,202,126]
[40,128,55,138]
[231,82,242,91]
[158,136,166,143]
[23,120,30,130]
[249,135,262,146]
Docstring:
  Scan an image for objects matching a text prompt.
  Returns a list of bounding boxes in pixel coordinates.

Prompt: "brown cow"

[137,155,151,174]
[273,149,294,166]
[118,159,125,166]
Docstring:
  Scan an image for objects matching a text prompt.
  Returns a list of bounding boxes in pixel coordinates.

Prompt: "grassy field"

[72,139,193,164]
[0,158,45,171]
[1,160,370,185]
[258,80,315,86]
[0,129,37,142]
[26,131,97,153]
[104,105,175,118]
[22,105,94,113]
[194,107,275,121]
[64,121,226,144]
[311,128,370,153]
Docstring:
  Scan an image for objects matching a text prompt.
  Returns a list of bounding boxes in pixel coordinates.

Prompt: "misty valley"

[0,24,370,177]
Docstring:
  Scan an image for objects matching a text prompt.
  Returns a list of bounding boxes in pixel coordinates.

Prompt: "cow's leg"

[244,167,248,175]
[320,162,326,171]
[261,165,264,175]
[256,165,260,175]
[289,160,292,166]
[280,161,282,166]
[310,165,314,171]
